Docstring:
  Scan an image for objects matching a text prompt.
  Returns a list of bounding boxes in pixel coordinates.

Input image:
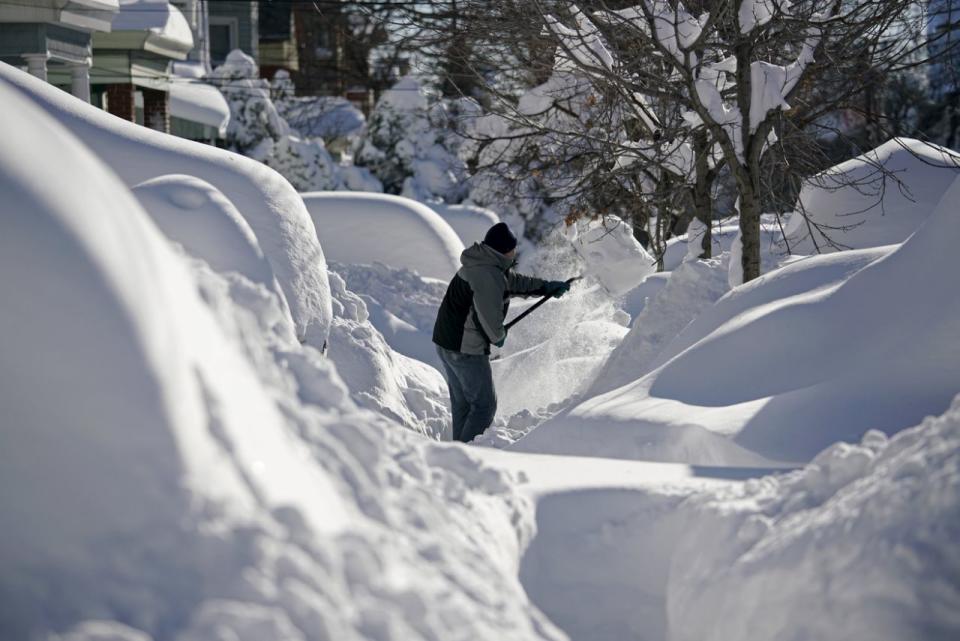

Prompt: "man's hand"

[543,280,571,298]
[494,328,508,348]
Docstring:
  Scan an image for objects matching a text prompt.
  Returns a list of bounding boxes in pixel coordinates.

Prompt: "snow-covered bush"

[209,50,288,154]
[354,76,469,202]
[272,70,366,150]
[211,51,379,193]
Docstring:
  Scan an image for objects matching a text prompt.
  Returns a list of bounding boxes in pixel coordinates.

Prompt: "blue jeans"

[435,345,497,443]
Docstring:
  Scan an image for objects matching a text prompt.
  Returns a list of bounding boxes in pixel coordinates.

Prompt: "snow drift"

[782,138,960,255]
[668,393,960,641]
[331,261,448,369]
[518,174,960,464]
[302,192,465,280]
[0,80,346,637]
[0,62,332,345]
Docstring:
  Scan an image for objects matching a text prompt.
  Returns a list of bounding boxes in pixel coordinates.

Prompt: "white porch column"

[69,61,91,102]
[22,53,49,82]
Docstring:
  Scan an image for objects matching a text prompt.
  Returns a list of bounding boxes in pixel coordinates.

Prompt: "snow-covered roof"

[110,0,193,58]
[169,77,230,135]
[59,0,121,32]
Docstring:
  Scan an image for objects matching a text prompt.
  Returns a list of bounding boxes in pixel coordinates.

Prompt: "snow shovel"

[505,276,581,330]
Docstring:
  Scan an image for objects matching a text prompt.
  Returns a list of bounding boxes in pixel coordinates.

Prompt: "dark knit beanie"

[483,222,518,255]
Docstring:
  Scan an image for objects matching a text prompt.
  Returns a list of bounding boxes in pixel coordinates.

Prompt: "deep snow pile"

[325,271,450,439]
[0,74,566,641]
[588,253,733,397]
[593,215,793,396]
[0,61,332,347]
[331,261,448,368]
[132,174,450,439]
[781,138,960,255]
[668,393,960,641]
[517,174,960,465]
[301,192,464,281]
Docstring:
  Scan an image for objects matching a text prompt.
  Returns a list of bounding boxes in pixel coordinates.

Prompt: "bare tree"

[415,0,956,281]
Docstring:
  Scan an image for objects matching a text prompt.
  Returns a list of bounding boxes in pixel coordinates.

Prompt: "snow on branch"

[546,6,615,72]
[748,21,823,133]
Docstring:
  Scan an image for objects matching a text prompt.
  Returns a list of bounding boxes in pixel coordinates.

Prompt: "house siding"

[208,1,258,61]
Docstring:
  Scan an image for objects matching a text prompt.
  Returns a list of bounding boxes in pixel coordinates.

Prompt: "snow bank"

[0,62,332,345]
[0,81,346,636]
[326,271,450,439]
[0,77,565,641]
[588,254,733,397]
[498,395,960,641]
[331,261,447,368]
[594,215,794,397]
[669,393,960,641]
[782,138,960,255]
[302,192,464,280]
[520,171,960,465]
[427,202,501,245]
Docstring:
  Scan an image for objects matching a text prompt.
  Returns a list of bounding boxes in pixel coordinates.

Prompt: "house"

[0,0,119,102]
[90,0,194,132]
[255,1,392,114]
[258,0,298,80]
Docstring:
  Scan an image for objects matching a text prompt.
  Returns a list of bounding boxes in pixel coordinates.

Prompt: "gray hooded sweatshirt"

[432,242,547,355]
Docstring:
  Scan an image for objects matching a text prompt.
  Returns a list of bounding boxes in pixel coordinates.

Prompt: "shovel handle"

[504,276,581,331]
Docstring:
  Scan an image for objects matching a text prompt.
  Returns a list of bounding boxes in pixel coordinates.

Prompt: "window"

[209,17,239,66]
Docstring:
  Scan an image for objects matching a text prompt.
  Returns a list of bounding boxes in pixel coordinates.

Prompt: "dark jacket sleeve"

[506,271,548,297]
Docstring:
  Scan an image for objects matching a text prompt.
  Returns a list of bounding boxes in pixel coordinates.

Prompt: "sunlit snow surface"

[2,55,959,641]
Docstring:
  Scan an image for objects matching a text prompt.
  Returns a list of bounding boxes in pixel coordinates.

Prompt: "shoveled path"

[473,448,784,641]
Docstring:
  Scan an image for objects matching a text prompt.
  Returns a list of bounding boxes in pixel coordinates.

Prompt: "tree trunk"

[693,131,713,258]
[739,182,762,282]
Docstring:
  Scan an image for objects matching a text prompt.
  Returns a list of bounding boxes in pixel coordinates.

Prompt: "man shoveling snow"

[432,222,571,442]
